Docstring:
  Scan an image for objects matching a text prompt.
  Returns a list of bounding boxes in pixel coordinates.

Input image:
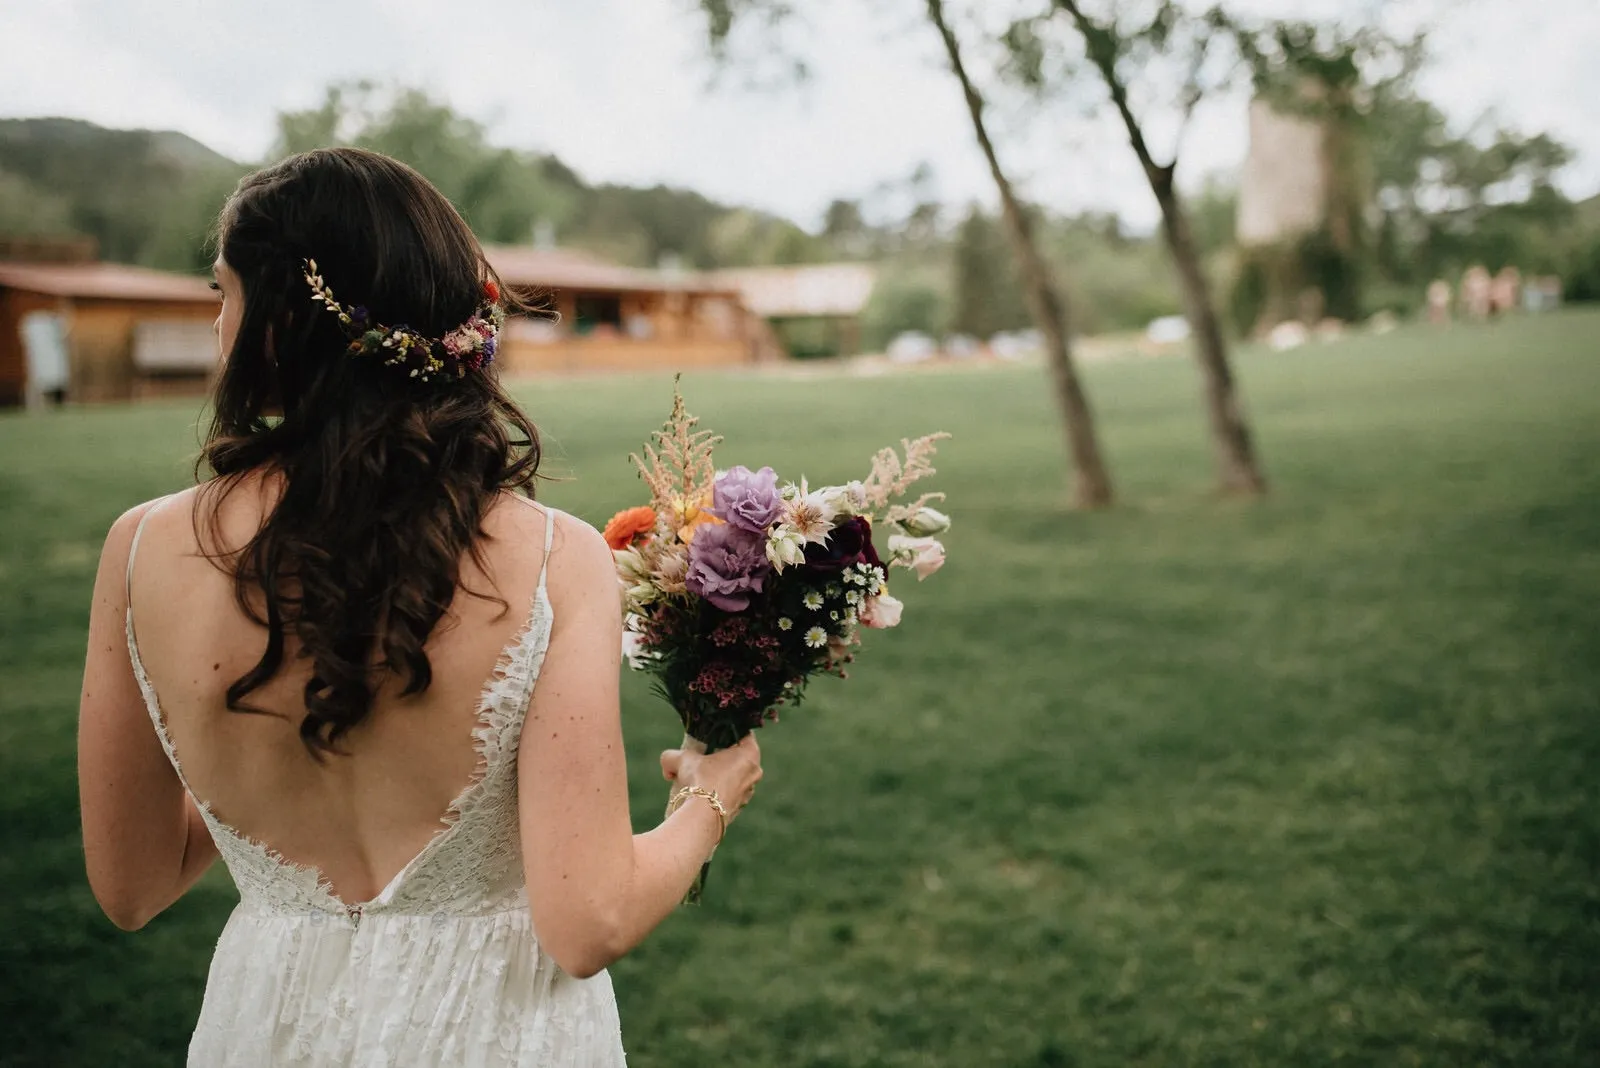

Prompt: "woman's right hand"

[660,733,763,825]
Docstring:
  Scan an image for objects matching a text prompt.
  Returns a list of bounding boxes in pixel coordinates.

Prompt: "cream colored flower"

[781,478,838,545]
[766,527,807,571]
[648,544,690,596]
[901,506,951,537]
[859,591,904,629]
[614,547,650,584]
[888,534,947,581]
[822,480,869,516]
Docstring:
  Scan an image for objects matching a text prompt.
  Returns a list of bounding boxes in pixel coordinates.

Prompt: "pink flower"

[859,591,904,629]
[889,534,946,581]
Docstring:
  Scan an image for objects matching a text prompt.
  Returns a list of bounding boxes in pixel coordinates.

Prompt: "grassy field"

[2,312,1598,1066]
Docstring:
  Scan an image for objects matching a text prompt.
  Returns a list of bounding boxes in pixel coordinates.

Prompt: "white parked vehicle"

[1145,315,1191,344]
[886,331,938,363]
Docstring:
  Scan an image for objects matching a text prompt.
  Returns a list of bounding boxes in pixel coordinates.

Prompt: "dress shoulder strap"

[124,499,165,605]
[510,495,559,595]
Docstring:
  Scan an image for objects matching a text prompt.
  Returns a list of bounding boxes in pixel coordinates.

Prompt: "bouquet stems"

[666,733,716,905]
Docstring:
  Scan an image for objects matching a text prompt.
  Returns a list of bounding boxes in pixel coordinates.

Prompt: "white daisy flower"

[829,610,839,621]
[778,617,793,631]
[846,590,861,605]
[804,626,828,648]
[802,591,824,611]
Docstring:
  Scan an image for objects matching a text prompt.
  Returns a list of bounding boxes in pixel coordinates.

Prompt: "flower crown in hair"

[302,258,504,382]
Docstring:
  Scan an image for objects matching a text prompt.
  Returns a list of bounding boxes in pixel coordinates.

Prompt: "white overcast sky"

[1,0,1596,232]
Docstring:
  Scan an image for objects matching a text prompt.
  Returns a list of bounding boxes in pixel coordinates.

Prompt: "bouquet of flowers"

[604,388,950,901]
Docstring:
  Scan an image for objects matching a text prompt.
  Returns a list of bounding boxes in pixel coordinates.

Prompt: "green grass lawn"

[2,312,1598,1066]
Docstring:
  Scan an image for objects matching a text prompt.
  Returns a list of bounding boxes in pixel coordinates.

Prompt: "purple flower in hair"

[686,523,771,612]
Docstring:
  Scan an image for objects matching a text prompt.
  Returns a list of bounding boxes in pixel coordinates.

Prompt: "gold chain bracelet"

[667,785,728,845]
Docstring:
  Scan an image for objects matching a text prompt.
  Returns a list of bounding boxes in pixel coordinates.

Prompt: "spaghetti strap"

[124,500,163,604]
[510,494,558,595]
[536,500,557,594]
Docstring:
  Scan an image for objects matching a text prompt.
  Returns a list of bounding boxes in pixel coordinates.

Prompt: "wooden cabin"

[0,261,218,406]
[710,263,878,359]
[484,246,775,374]
[0,246,781,407]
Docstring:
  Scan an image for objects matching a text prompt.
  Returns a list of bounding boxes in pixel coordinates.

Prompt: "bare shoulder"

[98,487,200,572]
[490,496,613,589]
[506,501,617,623]
[545,508,616,599]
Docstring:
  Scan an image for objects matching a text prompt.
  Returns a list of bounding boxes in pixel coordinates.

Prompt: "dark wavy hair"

[199,147,540,757]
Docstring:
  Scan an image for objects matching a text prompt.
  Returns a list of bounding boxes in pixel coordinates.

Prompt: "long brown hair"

[200,147,540,757]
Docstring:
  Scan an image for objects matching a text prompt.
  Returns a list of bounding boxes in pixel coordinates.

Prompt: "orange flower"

[603,506,658,550]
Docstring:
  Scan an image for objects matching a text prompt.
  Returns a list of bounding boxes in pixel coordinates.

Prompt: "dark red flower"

[802,516,881,574]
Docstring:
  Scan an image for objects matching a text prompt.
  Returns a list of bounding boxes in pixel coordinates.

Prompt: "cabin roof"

[484,246,736,296]
[709,263,878,318]
[0,261,218,303]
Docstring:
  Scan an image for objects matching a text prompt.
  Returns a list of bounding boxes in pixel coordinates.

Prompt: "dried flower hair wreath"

[302,258,504,382]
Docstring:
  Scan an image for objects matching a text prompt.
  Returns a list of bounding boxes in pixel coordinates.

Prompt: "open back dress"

[123,498,628,1067]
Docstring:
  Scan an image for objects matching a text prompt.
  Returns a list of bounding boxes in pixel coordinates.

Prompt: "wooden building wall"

[499,286,755,376]
[500,336,750,376]
[0,289,62,407]
[1,290,217,405]
[68,299,217,402]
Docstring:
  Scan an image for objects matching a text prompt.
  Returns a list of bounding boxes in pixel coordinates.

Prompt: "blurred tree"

[0,168,79,238]
[1366,88,1575,283]
[1187,176,1237,258]
[1005,0,1266,496]
[950,206,1030,339]
[1045,213,1181,334]
[0,118,244,269]
[859,266,948,351]
[706,208,829,267]
[1233,20,1444,328]
[925,0,1113,507]
[822,198,872,258]
[696,0,1116,508]
[903,200,945,250]
[271,85,580,248]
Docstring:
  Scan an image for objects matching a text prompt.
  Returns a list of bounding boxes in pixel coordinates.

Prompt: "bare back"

[126,476,555,906]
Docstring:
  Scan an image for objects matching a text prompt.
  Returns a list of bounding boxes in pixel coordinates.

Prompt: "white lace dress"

[124,501,627,1066]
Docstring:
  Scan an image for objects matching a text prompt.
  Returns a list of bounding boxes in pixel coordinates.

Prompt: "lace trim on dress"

[123,497,559,921]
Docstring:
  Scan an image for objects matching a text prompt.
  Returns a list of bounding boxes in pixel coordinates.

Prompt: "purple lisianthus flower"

[686,523,772,612]
[708,465,784,535]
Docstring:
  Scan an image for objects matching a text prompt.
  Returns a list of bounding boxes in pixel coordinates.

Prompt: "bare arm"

[78,501,219,931]
[519,513,761,978]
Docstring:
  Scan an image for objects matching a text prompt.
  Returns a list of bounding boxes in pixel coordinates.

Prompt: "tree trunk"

[926,0,1114,509]
[1151,169,1268,495]
[1057,0,1266,497]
